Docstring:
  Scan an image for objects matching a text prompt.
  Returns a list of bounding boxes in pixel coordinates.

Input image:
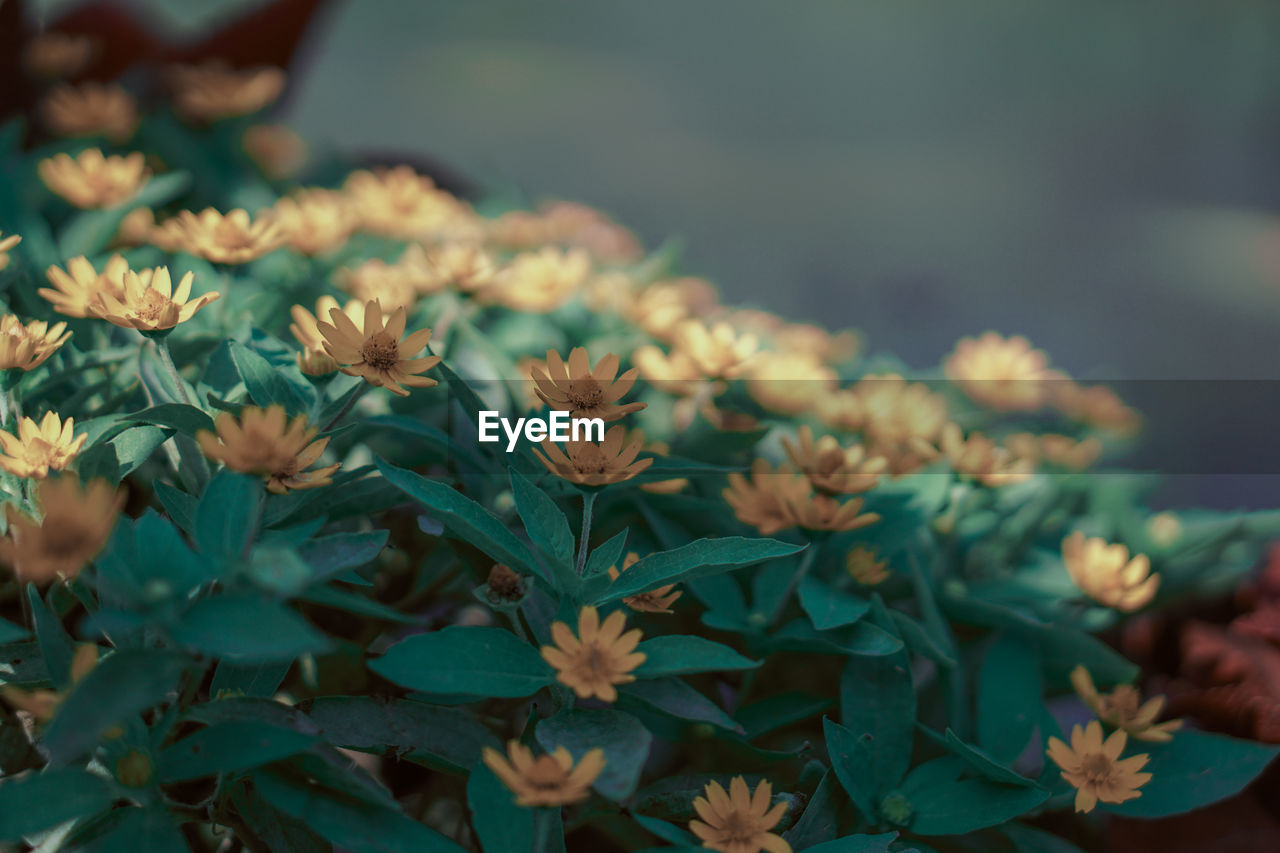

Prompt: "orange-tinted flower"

[722,458,811,536]
[1046,721,1151,813]
[0,315,71,371]
[482,739,606,807]
[632,344,715,398]
[783,426,885,494]
[846,546,890,586]
[0,475,124,584]
[609,553,681,613]
[169,61,285,122]
[344,166,474,239]
[1062,531,1159,612]
[114,206,158,248]
[289,296,367,375]
[1005,432,1102,471]
[161,208,284,264]
[419,242,497,293]
[540,605,645,701]
[266,189,355,255]
[747,352,837,415]
[534,424,653,486]
[487,247,590,313]
[842,374,949,475]
[624,277,719,341]
[40,82,138,142]
[242,123,308,179]
[937,423,1033,487]
[1070,666,1182,742]
[23,32,96,78]
[316,301,441,396]
[92,267,220,332]
[944,332,1056,411]
[689,776,792,853]
[532,348,646,422]
[336,249,422,310]
[0,412,87,479]
[1055,382,1141,436]
[197,405,340,494]
[38,149,149,209]
[41,255,130,318]
[0,232,20,272]
[783,491,880,533]
[671,320,758,380]
[774,322,859,364]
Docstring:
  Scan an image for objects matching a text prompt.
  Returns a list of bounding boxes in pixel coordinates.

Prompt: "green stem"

[153,337,192,406]
[770,538,822,625]
[575,491,597,577]
[320,384,370,432]
[532,807,561,852]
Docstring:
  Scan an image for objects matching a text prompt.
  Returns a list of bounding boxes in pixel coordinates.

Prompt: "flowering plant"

[1,14,1279,853]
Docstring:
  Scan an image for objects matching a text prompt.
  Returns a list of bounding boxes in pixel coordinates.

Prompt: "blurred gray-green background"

[34,0,1280,504]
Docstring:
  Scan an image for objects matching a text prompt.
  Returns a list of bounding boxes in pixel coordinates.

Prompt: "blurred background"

[28,0,1280,506]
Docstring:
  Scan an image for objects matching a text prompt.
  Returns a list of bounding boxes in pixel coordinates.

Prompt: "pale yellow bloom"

[40,82,138,142]
[290,296,367,375]
[42,255,130,318]
[482,740,605,807]
[23,32,96,78]
[1055,382,1141,436]
[242,123,307,179]
[624,277,719,341]
[486,247,590,313]
[846,547,890,585]
[316,301,441,396]
[671,320,758,379]
[783,426,886,494]
[534,425,653,486]
[944,332,1056,411]
[0,412,87,479]
[197,406,340,494]
[38,149,150,209]
[1070,666,1182,742]
[0,315,71,371]
[540,606,645,702]
[531,348,645,422]
[0,475,124,584]
[0,232,20,272]
[161,208,284,264]
[169,61,285,122]
[747,352,838,415]
[343,166,473,239]
[938,423,1034,487]
[1046,721,1151,813]
[1062,531,1159,612]
[689,776,792,853]
[93,267,219,332]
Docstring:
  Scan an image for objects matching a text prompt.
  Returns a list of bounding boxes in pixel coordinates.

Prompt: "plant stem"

[320,383,369,432]
[575,490,597,577]
[153,337,192,406]
[770,538,822,625]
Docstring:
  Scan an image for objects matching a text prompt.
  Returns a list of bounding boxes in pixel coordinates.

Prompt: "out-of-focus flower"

[541,605,646,702]
[336,247,429,309]
[672,320,758,379]
[938,423,1033,487]
[38,149,150,209]
[747,352,837,416]
[266,189,355,256]
[944,332,1056,411]
[93,267,219,332]
[169,61,285,122]
[1,643,98,724]
[491,201,642,263]
[23,32,97,78]
[783,491,880,533]
[0,412,87,479]
[1046,721,1151,813]
[775,323,859,364]
[632,344,715,398]
[0,232,20,271]
[783,426,886,494]
[161,208,284,264]
[41,255,129,318]
[242,123,307,179]
[624,277,720,342]
[846,547,890,585]
[114,207,158,248]
[1055,382,1141,436]
[419,243,497,294]
[486,247,590,313]
[0,475,124,584]
[1005,433,1102,471]
[197,405,339,494]
[1062,531,1159,612]
[689,776,792,853]
[1145,512,1182,548]
[0,315,72,371]
[344,166,473,239]
[532,348,645,422]
[636,434,687,494]
[722,458,811,536]
[40,82,138,142]
[316,301,440,396]
[609,552,681,613]
[1070,666,1182,742]
[481,739,605,807]
[290,296,367,375]
[841,374,949,476]
[534,424,653,486]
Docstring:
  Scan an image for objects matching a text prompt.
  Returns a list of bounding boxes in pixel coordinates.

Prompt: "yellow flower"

[487,247,590,313]
[842,374,949,475]
[23,32,96,79]
[1070,666,1182,743]
[290,296,367,375]
[609,552,681,613]
[41,254,130,318]
[266,189,355,256]
[168,61,285,122]
[38,149,150,209]
[632,344,716,398]
[40,82,138,142]
[114,206,158,248]
[1046,721,1151,813]
[672,320,758,379]
[0,231,20,271]
[316,301,441,396]
[783,426,886,494]
[1005,433,1102,472]
[624,277,719,341]
[93,266,220,332]
[689,776,792,853]
[636,434,687,495]
[0,475,124,584]
[1,644,98,725]
[343,165,474,239]
[1062,531,1159,612]
[1054,382,1141,436]
[722,458,811,536]
[944,332,1056,411]
[540,605,646,701]
[0,412,87,479]
[846,547,890,586]
[532,348,646,423]
[783,491,880,534]
[1146,512,1182,548]
[162,208,284,264]
[419,242,497,293]
[0,314,71,371]
[774,322,859,364]
[534,424,653,487]
[938,423,1033,487]
[242,123,308,179]
[482,739,606,807]
[336,249,423,310]
[747,352,838,416]
[197,405,340,494]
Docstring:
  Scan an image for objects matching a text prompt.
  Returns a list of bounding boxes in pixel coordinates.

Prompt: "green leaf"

[210,659,292,699]
[158,721,316,782]
[154,480,198,534]
[585,528,629,579]
[1001,823,1088,853]
[824,717,879,818]
[635,635,759,678]
[297,531,388,582]
[125,403,216,436]
[837,650,915,806]
[45,650,189,764]
[770,620,903,657]
[798,576,871,630]
[510,467,576,588]
[536,708,652,800]
[371,626,553,698]
[1105,730,1280,817]
[195,470,263,561]
[634,815,698,847]
[27,584,75,689]
[230,341,314,416]
[940,728,1038,788]
[172,595,331,661]
[0,618,25,643]
[583,537,806,604]
[67,805,188,853]
[467,762,535,853]
[737,692,833,739]
[783,770,839,849]
[803,833,899,853]
[906,777,1048,836]
[376,458,547,584]
[977,634,1043,763]
[95,511,215,605]
[299,585,417,623]
[619,678,744,733]
[307,696,500,774]
[0,767,117,841]
[75,424,169,483]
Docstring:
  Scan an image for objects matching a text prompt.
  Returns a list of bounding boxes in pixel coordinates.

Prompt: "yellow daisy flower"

[846,547,890,586]
[1070,666,1182,743]
[486,247,590,313]
[38,149,150,209]
[92,266,220,332]
[540,605,646,702]
[316,301,441,396]
[41,255,130,318]
[266,188,356,256]
[160,208,284,264]
[534,424,653,487]
[40,82,138,143]
[531,348,646,423]
[783,425,886,494]
[196,405,340,494]
[481,739,606,807]
[343,165,472,240]
[0,231,20,271]
[290,296,367,375]
[0,314,71,371]
[1046,720,1151,813]
[0,475,124,584]
[944,332,1056,412]
[1062,531,1159,612]
[242,123,308,180]
[689,776,792,853]
[168,61,285,122]
[0,412,87,479]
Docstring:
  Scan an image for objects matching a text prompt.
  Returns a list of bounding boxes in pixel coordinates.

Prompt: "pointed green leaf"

[536,708,652,800]
[584,537,805,604]
[635,635,759,678]
[371,626,553,698]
